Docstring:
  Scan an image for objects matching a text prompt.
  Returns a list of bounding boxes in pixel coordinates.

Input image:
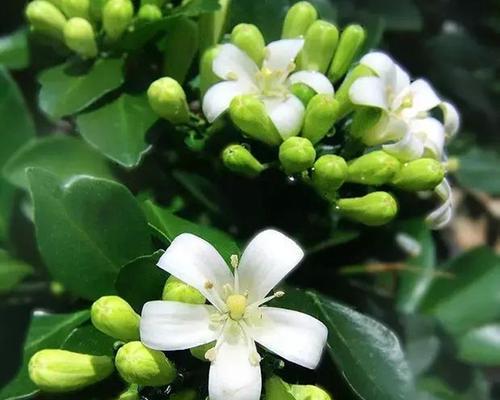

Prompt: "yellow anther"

[204,281,214,289]
[230,254,239,269]
[227,71,238,80]
[226,294,247,320]
[402,96,413,108]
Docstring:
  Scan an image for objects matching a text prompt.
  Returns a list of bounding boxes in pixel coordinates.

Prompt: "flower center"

[226,294,247,320]
[255,66,291,98]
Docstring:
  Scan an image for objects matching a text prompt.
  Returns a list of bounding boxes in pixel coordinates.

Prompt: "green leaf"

[0,181,15,242]
[115,250,167,312]
[362,0,422,31]
[0,249,33,294]
[172,170,223,215]
[62,324,116,357]
[174,0,220,17]
[0,29,29,70]
[28,168,152,300]
[142,199,239,263]
[0,310,89,400]
[3,135,114,190]
[265,376,295,400]
[77,94,158,168]
[456,324,500,366]
[455,147,500,195]
[38,58,125,120]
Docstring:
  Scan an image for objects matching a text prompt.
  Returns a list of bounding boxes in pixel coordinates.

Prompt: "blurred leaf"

[175,0,220,17]
[38,58,124,120]
[172,170,223,215]
[77,94,157,168]
[0,182,15,243]
[361,0,422,31]
[456,324,500,366]
[265,376,295,400]
[455,147,500,195]
[62,324,116,357]
[28,169,152,300]
[0,250,33,295]
[0,29,29,70]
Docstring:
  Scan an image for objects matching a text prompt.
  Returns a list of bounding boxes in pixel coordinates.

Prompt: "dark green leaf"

[0,181,15,242]
[362,0,422,31]
[174,0,221,17]
[0,249,33,294]
[0,29,29,70]
[62,324,116,357]
[456,324,500,366]
[172,170,223,215]
[455,147,500,195]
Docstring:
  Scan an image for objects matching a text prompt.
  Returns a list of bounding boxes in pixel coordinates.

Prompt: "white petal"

[409,79,441,112]
[202,81,252,122]
[440,101,460,139]
[262,96,305,140]
[237,229,304,304]
[213,43,259,83]
[394,64,411,94]
[157,233,233,310]
[349,76,388,109]
[140,301,220,350]
[362,114,408,146]
[383,132,425,162]
[209,334,261,400]
[410,117,445,159]
[287,71,334,95]
[263,39,304,72]
[426,179,453,230]
[247,307,328,369]
[359,52,398,88]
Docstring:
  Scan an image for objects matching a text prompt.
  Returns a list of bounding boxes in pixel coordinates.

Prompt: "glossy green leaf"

[0,249,33,294]
[0,310,89,400]
[62,323,116,357]
[455,147,500,195]
[0,181,15,242]
[0,29,29,70]
[456,324,500,366]
[29,168,152,300]
[77,94,157,168]
[38,58,125,120]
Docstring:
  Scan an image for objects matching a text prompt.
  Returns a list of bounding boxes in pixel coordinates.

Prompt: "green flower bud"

[312,154,347,199]
[391,158,445,191]
[91,295,140,341]
[329,24,366,83]
[290,82,316,106]
[141,0,166,6]
[102,0,134,41]
[289,384,331,400]
[115,342,176,387]
[28,349,114,393]
[46,0,66,9]
[61,0,90,19]
[222,144,265,178]
[302,94,338,144]
[162,276,206,304]
[337,191,398,226]
[89,0,109,21]
[297,21,339,74]
[198,0,231,53]
[282,1,318,39]
[170,389,197,400]
[279,137,316,174]
[25,1,67,40]
[231,23,265,66]
[190,342,214,362]
[147,77,190,124]
[200,46,220,96]
[229,95,282,146]
[350,107,383,141]
[334,64,375,120]
[137,4,162,21]
[117,385,139,400]
[346,150,401,186]
[64,18,98,58]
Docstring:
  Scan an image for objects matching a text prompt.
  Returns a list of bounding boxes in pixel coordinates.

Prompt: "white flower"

[140,229,328,400]
[202,40,334,140]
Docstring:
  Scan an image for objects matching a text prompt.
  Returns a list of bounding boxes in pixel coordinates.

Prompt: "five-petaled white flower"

[140,229,328,400]
[202,39,334,140]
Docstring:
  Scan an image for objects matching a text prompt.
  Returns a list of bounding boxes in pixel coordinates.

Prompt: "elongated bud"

[115,342,176,387]
[170,389,197,400]
[198,0,231,53]
[346,151,401,186]
[117,385,139,400]
[91,296,140,341]
[337,191,398,226]
[162,276,206,304]
[231,24,265,66]
[297,21,339,73]
[200,46,220,96]
[64,18,98,58]
[302,94,338,144]
[334,64,375,120]
[190,341,214,362]
[279,137,316,174]
[312,154,347,200]
[46,0,65,9]
[391,158,445,191]
[290,83,316,106]
[137,4,162,21]
[62,0,90,19]
[350,107,383,141]
[289,384,332,400]
[329,24,366,83]
[222,144,265,178]
[29,349,114,392]
[282,1,318,39]
[102,0,134,41]
[25,1,67,40]
[147,77,190,124]
[229,95,282,146]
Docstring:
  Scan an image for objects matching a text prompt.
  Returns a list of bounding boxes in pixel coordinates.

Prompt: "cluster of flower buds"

[266,376,332,400]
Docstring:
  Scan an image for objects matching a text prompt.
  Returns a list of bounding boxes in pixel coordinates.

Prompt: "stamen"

[223,283,234,298]
[204,281,229,312]
[227,71,238,80]
[249,290,285,308]
[240,322,262,366]
[204,280,214,289]
[230,254,239,269]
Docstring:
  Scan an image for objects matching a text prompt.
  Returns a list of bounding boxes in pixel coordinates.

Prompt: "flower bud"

[190,342,213,362]
[231,23,265,66]
[279,137,316,174]
[289,384,331,400]
[89,0,108,21]
[337,191,398,226]
[302,94,338,144]
[115,342,176,387]
[140,0,166,6]
[200,46,220,96]
[137,4,162,22]
[346,151,401,186]
[46,0,65,9]
[61,0,90,19]
[25,1,67,40]
[102,0,134,41]
[297,21,339,74]
[28,349,114,392]
[229,95,282,146]
[117,385,139,400]
[170,389,197,400]
[91,295,140,341]
[312,154,347,199]
[222,144,265,178]
[282,1,318,39]
[391,158,445,191]
[334,64,375,120]
[162,276,206,304]
[329,24,366,83]
[63,18,98,58]
[290,83,316,106]
[147,77,190,124]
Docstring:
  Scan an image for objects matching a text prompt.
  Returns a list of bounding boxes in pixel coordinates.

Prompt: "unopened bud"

[290,83,316,106]
[190,342,214,362]
[231,24,265,66]
[297,21,339,73]
[200,46,220,96]
[229,95,282,146]
[337,191,398,226]
[137,4,162,21]
[61,0,90,19]
[63,18,98,58]
[391,158,445,191]
[91,295,140,341]
[350,107,384,141]
[115,342,176,387]
[302,94,338,144]
[312,154,347,199]
[162,276,206,304]
[279,137,316,174]
[147,77,189,124]
[290,384,332,400]
[329,24,366,83]
[346,151,401,185]
[28,349,114,392]
[282,1,318,39]
[102,0,134,41]
[25,1,67,40]
[46,0,65,9]
[117,385,139,400]
[170,389,197,400]
[334,64,375,120]
[222,144,265,178]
